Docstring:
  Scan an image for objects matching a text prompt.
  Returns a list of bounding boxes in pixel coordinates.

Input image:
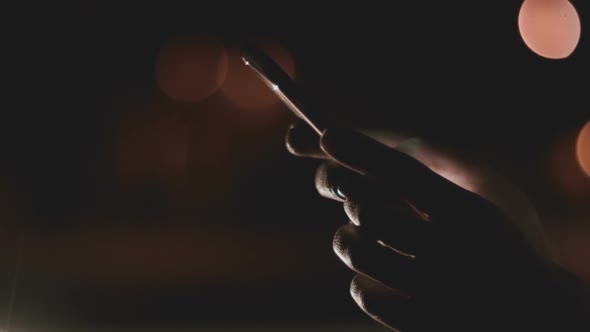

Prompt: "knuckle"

[315,162,345,200]
[344,200,362,225]
[332,225,366,271]
[350,275,367,309]
[332,225,349,257]
[346,244,367,271]
[355,203,373,226]
[350,276,382,321]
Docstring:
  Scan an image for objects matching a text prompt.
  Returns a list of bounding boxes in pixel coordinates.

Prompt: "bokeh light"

[155,35,228,103]
[221,39,296,112]
[185,102,235,201]
[576,121,590,177]
[551,221,590,283]
[548,128,590,201]
[117,103,190,187]
[518,0,581,59]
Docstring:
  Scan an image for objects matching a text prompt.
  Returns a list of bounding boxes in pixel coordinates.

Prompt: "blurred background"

[1,1,589,331]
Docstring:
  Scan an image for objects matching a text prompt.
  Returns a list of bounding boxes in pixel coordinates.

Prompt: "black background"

[1,1,589,329]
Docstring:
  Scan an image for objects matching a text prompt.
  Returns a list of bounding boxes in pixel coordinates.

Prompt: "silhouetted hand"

[286,123,590,332]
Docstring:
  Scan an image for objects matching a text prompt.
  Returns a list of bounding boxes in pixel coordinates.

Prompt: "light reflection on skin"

[363,130,554,260]
[361,131,478,193]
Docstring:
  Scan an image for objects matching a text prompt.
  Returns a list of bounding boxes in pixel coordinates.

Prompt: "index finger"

[319,128,475,217]
[285,121,329,159]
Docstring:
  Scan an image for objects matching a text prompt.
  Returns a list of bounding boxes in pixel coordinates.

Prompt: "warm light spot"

[576,121,590,177]
[554,223,590,283]
[548,129,590,201]
[117,103,189,187]
[155,35,228,103]
[184,105,235,200]
[518,0,581,59]
[221,39,295,111]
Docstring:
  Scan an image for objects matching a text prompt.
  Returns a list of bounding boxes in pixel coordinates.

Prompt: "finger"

[314,161,430,220]
[319,128,470,216]
[350,274,415,332]
[344,200,428,255]
[333,224,417,291]
[285,122,327,159]
[314,161,371,202]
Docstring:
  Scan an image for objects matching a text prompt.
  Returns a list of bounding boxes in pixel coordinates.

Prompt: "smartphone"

[240,41,327,135]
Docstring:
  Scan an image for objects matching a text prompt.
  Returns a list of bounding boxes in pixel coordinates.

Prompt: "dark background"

[2,1,589,330]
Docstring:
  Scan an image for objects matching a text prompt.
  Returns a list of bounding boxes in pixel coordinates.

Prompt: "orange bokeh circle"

[156,35,228,103]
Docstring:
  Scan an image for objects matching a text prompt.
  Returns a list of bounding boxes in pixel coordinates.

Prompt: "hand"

[286,123,590,331]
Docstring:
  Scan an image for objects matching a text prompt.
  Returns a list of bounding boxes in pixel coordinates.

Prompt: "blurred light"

[576,121,590,177]
[548,128,590,201]
[552,222,590,283]
[518,0,581,59]
[185,104,235,200]
[155,35,228,103]
[117,103,190,187]
[221,39,295,111]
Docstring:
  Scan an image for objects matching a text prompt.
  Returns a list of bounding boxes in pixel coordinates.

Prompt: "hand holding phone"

[240,40,589,332]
